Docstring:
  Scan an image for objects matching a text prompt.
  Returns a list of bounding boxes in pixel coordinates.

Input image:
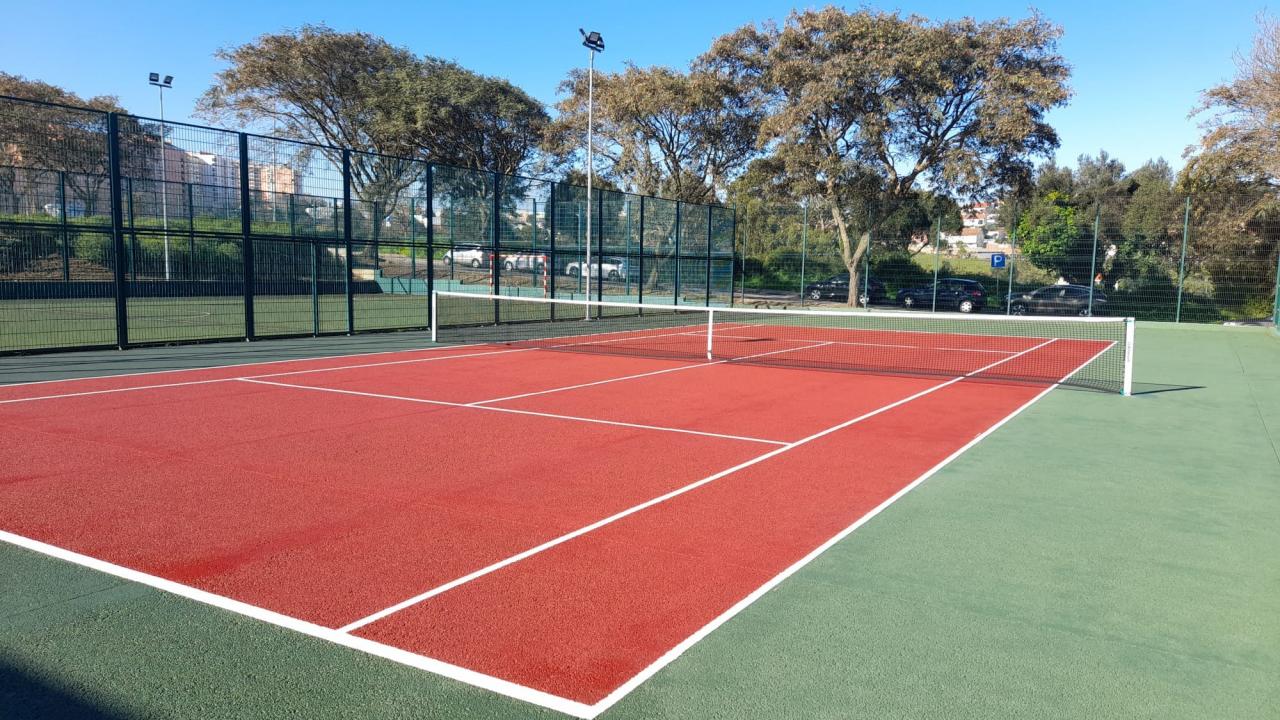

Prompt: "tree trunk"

[826,195,869,307]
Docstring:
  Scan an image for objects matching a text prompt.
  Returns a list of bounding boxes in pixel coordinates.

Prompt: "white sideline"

[584,338,1116,718]
[0,341,476,389]
[336,337,1057,634]
[0,346,538,405]
[0,335,1100,720]
[238,378,788,446]
[0,530,597,719]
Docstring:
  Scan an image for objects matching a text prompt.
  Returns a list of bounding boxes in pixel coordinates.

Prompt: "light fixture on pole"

[579,29,603,316]
[149,73,174,281]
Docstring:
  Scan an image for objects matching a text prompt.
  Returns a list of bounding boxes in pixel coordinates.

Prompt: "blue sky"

[0,1,1266,173]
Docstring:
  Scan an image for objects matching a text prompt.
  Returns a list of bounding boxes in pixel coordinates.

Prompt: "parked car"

[442,245,489,268]
[802,273,887,305]
[564,256,630,280]
[502,251,548,273]
[896,278,988,313]
[1007,284,1107,316]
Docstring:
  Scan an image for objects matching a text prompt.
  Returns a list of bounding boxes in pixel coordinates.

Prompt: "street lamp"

[579,29,603,314]
[149,72,174,281]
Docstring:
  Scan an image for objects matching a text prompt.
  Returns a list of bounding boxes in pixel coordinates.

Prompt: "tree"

[1188,13,1280,189]
[701,8,1070,304]
[1183,14,1280,317]
[0,73,132,216]
[198,25,550,252]
[546,64,760,203]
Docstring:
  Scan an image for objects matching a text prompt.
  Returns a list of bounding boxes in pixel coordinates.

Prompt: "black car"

[803,273,887,305]
[896,278,988,313]
[1007,285,1107,316]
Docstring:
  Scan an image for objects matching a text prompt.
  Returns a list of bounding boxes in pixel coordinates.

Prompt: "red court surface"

[0,329,1114,717]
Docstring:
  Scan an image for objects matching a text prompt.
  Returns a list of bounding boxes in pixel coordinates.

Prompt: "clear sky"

[0,1,1266,173]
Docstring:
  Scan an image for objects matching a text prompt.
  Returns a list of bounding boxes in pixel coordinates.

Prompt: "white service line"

[469,341,834,406]
[238,378,787,447]
[0,346,537,406]
[693,332,1022,354]
[0,530,597,719]
[585,336,1104,718]
[336,337,1057,634]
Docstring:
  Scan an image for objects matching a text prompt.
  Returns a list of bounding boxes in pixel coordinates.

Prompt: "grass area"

[0,323,1275,718]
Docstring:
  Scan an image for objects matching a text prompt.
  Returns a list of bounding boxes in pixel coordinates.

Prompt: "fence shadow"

[0,659,133,720]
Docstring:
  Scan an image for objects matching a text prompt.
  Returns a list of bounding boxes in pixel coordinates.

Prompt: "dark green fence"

[0,95,736,353]
[735,195,1280,324]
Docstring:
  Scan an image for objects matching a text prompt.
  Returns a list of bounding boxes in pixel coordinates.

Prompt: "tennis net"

[431,292,1135,394]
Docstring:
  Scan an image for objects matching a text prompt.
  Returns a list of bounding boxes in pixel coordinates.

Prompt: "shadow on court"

[0,659,133,720]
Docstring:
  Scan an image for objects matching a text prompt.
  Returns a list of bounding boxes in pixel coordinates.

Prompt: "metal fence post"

[342,149,354,334]
[186,181,195,280]
[799,201,808,303]
[492,171,501,322]
[1007,227,1017,315]
[425,165,435,322]
[705,204,713,307]
[238,133,255,340]
[730,205,739,307]
[57,170,70,281]
[863,210,872,310]
[1088,205,1100,316]
[106,113,129,348]
[674,201,682,305]
[1176,196,1191,323]
[931,216,941,312]
[637,195,645,308]
[595,187,604,312]
[548,182,557,318]
[126,177,136,282]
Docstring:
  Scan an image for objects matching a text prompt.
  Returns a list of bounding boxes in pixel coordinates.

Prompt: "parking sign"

[990,253,1006,269]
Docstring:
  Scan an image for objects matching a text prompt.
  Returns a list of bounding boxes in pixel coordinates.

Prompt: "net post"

[706,308,714,360]
[430,291,439,344]
[1122,316,1135,396]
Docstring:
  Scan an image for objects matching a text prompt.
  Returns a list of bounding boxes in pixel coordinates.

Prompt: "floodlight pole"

[160,85,170,280]
[580,29,603,316]
[153,78,172,281]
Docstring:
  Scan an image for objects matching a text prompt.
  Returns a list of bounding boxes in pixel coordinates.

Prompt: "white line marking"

[0,341,476,389]
[0,530,596,719]
[469,342,834,406]
[583,338,1108,718]
[0,347,537,406]
[0,336,1104,719]
[238,378,788,446]
[336,338,1057,634]
[690,331,1023,354]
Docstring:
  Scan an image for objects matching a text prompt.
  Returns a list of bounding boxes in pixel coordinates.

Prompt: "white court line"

[0,335,1094,720]
[238,378,787,446]
[0,530,596,719]
[585,337,1115,719]
[690,331,1022,354]
[336,337,1057,634]
[469,341,834,406]
[0,346,539,406]
[0,341,478,389]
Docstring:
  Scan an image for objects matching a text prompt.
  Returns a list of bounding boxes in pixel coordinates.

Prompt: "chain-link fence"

[734,194,1280,325]
[0,95,736,353]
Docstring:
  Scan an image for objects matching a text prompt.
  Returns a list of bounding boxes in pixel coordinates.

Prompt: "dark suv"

[803,273,887,306]
[896,278,988,313]
[1007,285,1107,316]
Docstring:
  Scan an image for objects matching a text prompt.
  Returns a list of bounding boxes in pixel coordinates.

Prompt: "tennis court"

[0,294,1137,717]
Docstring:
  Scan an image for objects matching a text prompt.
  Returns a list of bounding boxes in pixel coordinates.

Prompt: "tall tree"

[546,64,760,203]
[0,73,132,216]
[198,25,550,246]
[1183,13,1280,315]
[701,8,1070,303]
